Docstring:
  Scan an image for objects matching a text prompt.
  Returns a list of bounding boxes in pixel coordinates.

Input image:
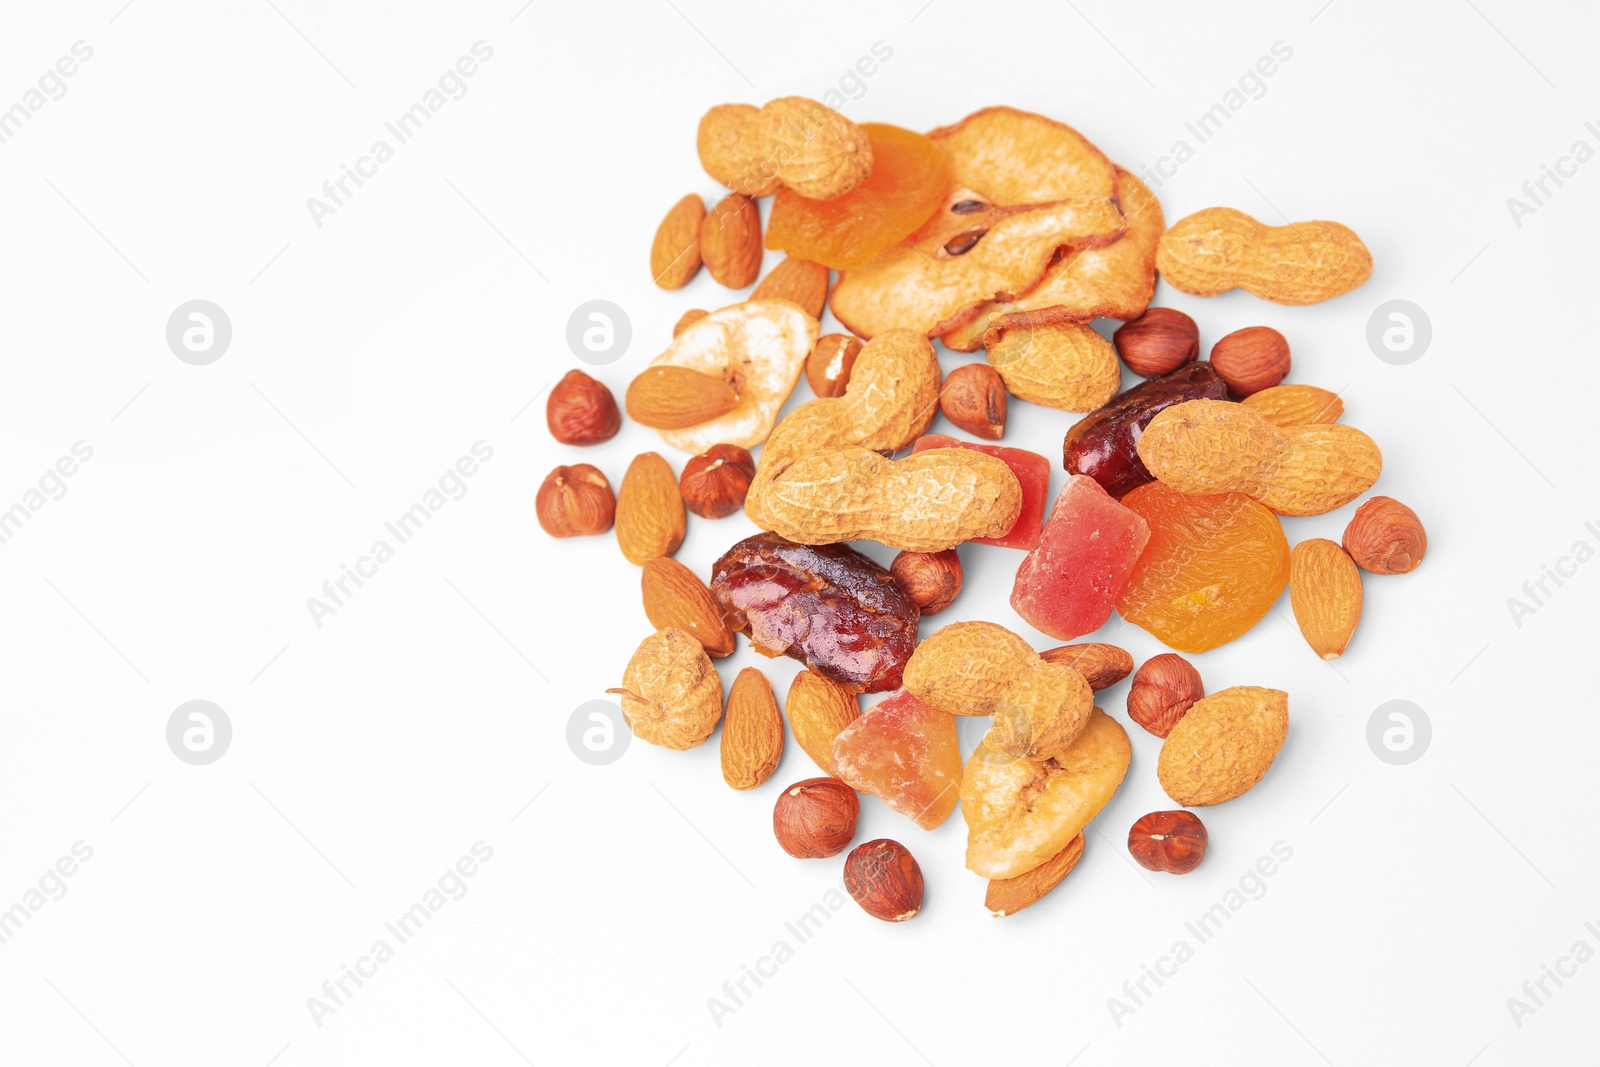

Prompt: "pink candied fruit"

[831,689,961,830]
[912,434,1049,550]
[1011,474,1151,641]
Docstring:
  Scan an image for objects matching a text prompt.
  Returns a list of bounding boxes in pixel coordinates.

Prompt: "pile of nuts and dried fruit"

[539,98,1429,921]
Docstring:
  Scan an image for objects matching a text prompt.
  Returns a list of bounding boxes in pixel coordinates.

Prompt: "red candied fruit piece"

[912,434,1049,550]
[832,689,961,830]
[1011,474,1151,641]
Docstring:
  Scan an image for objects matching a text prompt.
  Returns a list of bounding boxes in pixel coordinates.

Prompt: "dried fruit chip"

[1115,482,1290,653]
[766,123,951,271]
[927,106,1119,206]
[961,709,1130,879]
[832,689,962,830]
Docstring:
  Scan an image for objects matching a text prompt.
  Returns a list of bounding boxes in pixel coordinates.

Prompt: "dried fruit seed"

[889,549,963,615]
[624,366,739,430]
[640,557,736,658]
[722,667,783,790]
[1113,307,1198,378]
[751,257,829,320]
[1126,653,1205,738]
[844,839,923,921]
[700,193,763,288]
[1289,537,1363,659]
[1038,643,1134,691]
[785,669,861,776]
[1128,810,1208,873]
[805,334,863,398]
[537,464,615,538]
[650,193,704,289]
[773,778,859,858]
[985,833,1085,917]
[546,369,621,446]
[1343,495,1427,574]
[1210,325,1290,398]
[679,444,756,520]
[940,363,1007,439]
[615,452,686,565]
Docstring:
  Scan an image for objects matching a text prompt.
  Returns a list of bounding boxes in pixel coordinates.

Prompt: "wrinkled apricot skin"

[711,532,919,693]
[1115,482,1289,653]
[1064,363,1228,498]
[765,123,952,271]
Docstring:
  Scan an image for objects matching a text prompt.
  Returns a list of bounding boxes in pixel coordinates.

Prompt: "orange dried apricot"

[1115,482,1289,653]
[765,123,950,271]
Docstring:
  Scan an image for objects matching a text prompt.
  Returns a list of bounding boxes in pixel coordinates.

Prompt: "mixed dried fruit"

[535,96,1428,923]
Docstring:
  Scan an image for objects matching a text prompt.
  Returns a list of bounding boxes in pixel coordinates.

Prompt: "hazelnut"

[673,308,709,337]
[844,839,923,922]
[1127,810,1208,874]
[890,549,962,615]
[939,363,1007,439]
[806,334,863,398]
[1209,326,1290,397]
[679,444,756,519]
[772,778,859,858]
[1113,307,1199,377]
[546,369,621,446]
[1126,653,1204,738]
[1343,495,1427,574]
[536,464,615,537]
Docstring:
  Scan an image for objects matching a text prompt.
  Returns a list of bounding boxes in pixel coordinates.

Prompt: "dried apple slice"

[830,190,1126,339]
[941,169,1165,351]
[648,299,818,452]
[962,708,1130,879]
[927,106,1119,206]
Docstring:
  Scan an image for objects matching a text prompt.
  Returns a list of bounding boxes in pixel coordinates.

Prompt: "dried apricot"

[765,123,951,271]
[1115,482,1289,653]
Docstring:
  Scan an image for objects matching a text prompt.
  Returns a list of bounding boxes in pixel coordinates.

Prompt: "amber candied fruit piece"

[765,123,952,271]
[1115,482,1289,653]
[710,532,918,693]
[832,689,961,830]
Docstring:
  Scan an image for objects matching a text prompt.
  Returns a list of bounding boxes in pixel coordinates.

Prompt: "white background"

[1,1,1596,1064]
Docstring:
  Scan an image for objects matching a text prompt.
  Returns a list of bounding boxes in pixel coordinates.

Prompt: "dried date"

[710,532,918,693]
[1063,362,1228,498]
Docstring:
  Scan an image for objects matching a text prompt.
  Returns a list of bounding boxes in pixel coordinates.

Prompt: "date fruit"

[1063,362,1228,498]
[711,532,919,693]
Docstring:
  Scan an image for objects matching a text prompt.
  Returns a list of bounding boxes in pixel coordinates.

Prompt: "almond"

[640,558,735,657]
[673,308,709,337]
[615,452,685,565]
[1038,643,1133,691]
[1241,383,1344,427]
[1289,537,1363,659]
[650,193,704,289]
[785,669,860,776]
[697,103,781,197]
[985,833,1085,917]
[759,96,873,200]
[722,667,783,789]
[700,193,763,288]
[624,366,738,429]
[805,333,862,398]
[751,257,829,319]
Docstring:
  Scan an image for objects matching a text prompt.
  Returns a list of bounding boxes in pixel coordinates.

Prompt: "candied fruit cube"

[1010,475,1150,640]
[832,689,962,830]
